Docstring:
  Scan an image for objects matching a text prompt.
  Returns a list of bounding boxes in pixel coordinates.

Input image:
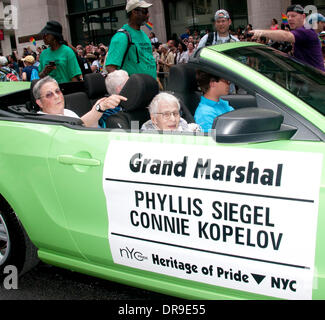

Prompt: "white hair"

[33,76,58,100]
[0,56,8,66]
[105,70,129,95]
[148,92,180,114]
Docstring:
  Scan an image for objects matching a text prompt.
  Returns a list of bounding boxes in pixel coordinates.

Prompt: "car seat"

[167,64,201,121]
[64,92,92,117]
[84,73,108,105]
[105,73,159,130]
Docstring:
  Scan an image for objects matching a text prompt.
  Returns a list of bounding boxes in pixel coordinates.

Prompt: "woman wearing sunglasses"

[33,76,126,128]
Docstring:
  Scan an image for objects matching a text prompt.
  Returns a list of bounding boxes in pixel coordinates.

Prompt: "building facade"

[1,0,325,56]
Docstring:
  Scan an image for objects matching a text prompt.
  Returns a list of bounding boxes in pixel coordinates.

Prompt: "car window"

[223,46,325,117]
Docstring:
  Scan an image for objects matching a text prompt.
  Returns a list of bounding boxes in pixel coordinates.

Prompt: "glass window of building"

[66,0,127,46]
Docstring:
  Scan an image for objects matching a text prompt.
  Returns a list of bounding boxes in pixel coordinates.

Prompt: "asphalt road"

[0,261,170,300]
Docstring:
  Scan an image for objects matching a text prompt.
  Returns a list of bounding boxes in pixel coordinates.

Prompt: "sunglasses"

[40,88,62,99]
[134,8,149,14]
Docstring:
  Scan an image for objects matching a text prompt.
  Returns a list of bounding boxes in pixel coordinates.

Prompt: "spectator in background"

[21,55,39,81]
[149,32,159,48]
[244,24,253,38]
[159,43,175,73]
[251,4,325,72]
[197,9,239,49]
[0,56,20,81]
[86,53,99,73]
[176,42,189,64]
[38,20,82,82]
[106,0,156,80]
[193,30,200,44]
[7,54,20,75]
[320,31,325,47]
[180,28,191,40]
[308,13,325,35]
[270,18,280,30]
[187,42,195,58]
[34,54,40,68]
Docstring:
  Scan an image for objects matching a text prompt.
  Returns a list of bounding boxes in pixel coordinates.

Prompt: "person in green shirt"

[38,21,82,83]
[105,0,157,80]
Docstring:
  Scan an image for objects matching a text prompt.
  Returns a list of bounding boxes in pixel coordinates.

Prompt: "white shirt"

[38,109,80,118]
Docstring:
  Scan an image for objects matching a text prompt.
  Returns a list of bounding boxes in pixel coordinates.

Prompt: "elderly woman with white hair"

[141,92,200,132]
[33,76,127,127]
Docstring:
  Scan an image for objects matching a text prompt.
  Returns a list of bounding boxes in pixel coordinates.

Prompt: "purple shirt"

[291,27,325,72]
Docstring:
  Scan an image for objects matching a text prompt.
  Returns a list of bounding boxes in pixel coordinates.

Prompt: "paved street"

[0,262,170,300]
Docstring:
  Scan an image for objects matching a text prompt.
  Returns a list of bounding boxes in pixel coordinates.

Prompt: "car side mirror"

[212,108,297,143]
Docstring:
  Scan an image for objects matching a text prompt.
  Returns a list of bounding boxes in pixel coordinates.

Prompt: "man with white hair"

[141,92,200,132]
[0,56,20,82]
[97,70,130,128]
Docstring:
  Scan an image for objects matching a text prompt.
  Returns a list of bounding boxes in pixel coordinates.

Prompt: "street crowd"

[0,1,324,133]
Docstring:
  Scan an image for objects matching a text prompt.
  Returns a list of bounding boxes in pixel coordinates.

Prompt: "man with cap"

[38,20,82,83]
[197,9,239,50]
[251,4,325,72]
[105,0,156,79]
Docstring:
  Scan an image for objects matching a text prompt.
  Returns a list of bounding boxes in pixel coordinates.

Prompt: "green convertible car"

[0,42,324,300]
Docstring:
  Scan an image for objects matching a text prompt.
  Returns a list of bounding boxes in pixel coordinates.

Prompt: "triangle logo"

[251,273,266,285]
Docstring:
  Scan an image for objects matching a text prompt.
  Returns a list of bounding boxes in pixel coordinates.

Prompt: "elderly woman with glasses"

[33,76,126,127]
[141,92,200,132]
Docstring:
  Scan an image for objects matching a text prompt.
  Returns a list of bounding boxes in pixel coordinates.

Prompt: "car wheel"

[0,208,39,278]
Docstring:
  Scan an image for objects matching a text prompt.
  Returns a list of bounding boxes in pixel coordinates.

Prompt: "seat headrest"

[30,79,41,111]
[119,73,159,112]
[84,73,108,99]
[167,64,198,93]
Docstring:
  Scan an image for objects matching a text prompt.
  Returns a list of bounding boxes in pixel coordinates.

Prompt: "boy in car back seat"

[195,70,235,133]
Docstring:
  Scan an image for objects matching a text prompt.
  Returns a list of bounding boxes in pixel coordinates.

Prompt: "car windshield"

[223,46,325,116]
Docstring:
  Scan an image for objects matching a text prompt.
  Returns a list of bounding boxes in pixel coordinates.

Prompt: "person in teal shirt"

[195,70,234,133]
[105,0,156,80]
[38,21,82,83]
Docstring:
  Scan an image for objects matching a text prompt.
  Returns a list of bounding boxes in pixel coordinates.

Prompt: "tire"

[0,207,39,279]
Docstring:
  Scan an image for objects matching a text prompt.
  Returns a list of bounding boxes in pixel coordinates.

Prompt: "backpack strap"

[206,32,215,46]
[117,28,140,68]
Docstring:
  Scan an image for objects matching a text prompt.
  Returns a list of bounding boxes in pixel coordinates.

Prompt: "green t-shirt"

[39,45,82,83]
[106,24,156,79]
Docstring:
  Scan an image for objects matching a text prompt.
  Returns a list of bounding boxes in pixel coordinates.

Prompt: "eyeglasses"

[134,8,149,15]
[40,88,62,99]
[155,111,182,119]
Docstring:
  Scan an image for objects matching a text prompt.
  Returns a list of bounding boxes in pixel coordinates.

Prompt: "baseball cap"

[22,55,35,64]
[320,31,325,36]
[308,13,325,24]
[286,4,304,14]
[126,0,152,13]
[215,9,230,20]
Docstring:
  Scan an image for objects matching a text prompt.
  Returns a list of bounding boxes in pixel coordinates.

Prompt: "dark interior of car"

[0,63,323,142]
[0,63,258,130]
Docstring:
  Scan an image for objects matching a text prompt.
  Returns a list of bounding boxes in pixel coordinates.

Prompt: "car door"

[47,120,324,300]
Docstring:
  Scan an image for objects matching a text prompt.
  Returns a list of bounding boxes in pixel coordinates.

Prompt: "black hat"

[40,20,63,39]
[286,4,304,14]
